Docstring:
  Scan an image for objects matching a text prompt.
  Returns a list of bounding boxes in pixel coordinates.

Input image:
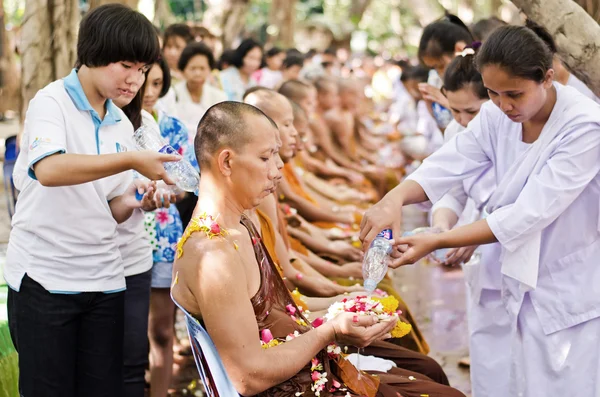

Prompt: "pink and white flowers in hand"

[324,296,412,339]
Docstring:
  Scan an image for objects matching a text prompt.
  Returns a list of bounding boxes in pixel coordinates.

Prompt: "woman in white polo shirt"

[5,5,180,397]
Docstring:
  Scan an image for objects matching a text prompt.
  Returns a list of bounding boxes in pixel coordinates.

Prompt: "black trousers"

[123,270,152,397]
[8,274,125,397]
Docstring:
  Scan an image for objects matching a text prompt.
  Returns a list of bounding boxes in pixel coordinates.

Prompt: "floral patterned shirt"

[143,111,198,264]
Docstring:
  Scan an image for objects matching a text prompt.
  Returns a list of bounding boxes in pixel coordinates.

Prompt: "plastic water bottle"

[427,70,453,129]
[403,227,449,263]
[133,124,200,192]
[362,229,393,292]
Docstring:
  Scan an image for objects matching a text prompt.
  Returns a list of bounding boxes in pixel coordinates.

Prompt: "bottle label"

[377,229,393,240]
[158,145,176,155]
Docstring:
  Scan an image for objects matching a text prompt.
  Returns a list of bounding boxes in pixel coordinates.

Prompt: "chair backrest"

[183,310,240,397]
[3,135,18,219]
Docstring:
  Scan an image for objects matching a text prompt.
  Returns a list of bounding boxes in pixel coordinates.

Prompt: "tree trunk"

[89,0,139,10]
[510,0,600,97]
[405,0,446,27]
[573,0,600,22]
[154,0,175,27]
[203,0,250,50]
[349,0,372,24]
[20,0,79,117]
[268,0,296,47]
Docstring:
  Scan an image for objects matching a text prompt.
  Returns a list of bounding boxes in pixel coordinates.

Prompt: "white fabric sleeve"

[407,109,494,205]
[487,122,600,252]
[25,94,67,179]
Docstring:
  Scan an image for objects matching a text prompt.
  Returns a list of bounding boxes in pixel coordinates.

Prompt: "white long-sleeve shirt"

[408,83,600,335]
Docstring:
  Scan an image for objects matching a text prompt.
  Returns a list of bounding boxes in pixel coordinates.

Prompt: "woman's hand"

[359,196,402,251]
[418,83,450,109]
[329,312,397,348]
[444,245,478,266]
[390,233,441,268]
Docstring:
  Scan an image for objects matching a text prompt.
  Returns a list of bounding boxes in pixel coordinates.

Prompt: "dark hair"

[476,25,553,83]
[163,23,194,46]
[442,50,487,99]
[147,57,172,98]
[305,49,317,59]
[77,4,160,67]
[195,101,277,167]
[471,17,507,42]
[525,19,557,54]
[231,38,263,69]
[178,42,215,71]
[418,14,473,62]
[278,79,312,102]
[400,65,430,83]
[218,49,236,70]
[266,47,283,58]
[324,47,337,57]
[283,54,304,70]
[121,73,148,129]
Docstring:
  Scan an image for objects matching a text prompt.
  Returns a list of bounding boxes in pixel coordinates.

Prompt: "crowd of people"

[4,3,600,397]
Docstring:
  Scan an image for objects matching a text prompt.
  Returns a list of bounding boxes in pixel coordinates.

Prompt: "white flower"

[157,237,172,250]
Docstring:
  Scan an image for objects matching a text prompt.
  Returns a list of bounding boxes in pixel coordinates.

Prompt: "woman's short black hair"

[476,25,553,83]
[231,38,263,69]
[443,50,488,99]
[401,65,430,83]
[418,13,473,62]
[217,49,236,70]
[77,4,160,67]
[163,23,194,45]
[283,54,304,70]
[178,42,215,71]
[150,56,172,98]
[266,47,283,58]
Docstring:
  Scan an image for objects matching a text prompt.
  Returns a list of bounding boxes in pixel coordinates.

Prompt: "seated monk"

[247,205,453,385]
[244,88,362,235]
[258,191,430,355]
[171,101,465,397]
[245,90,429,355]
[324,79,402,194]
[278,80,368,187]
[311,77,389,197]
[291,103,373,206]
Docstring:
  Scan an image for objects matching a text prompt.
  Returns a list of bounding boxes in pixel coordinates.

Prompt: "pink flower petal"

[312,317,324,328]
[333,380,341,388]
[311,371,321,381]
[286,304,297,316]
[260,329,274,344]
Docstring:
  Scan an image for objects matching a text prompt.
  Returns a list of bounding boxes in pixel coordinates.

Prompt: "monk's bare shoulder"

[175,233,242,279]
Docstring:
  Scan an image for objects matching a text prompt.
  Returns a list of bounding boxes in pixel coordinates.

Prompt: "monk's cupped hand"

[359,197,402,252]
[330,312,398,348]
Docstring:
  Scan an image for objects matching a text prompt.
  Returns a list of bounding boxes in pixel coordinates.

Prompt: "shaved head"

[195,101,277,168]
[244,88,289,119]
[278,79,312,103]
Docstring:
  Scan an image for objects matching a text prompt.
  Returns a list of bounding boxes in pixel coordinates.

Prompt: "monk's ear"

[217,149,234,176]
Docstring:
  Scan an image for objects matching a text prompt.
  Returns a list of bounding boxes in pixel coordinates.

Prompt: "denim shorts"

[151,261,173,289]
